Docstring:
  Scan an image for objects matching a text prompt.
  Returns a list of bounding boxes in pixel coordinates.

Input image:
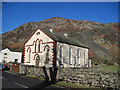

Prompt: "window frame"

[28,48,31,62]
[84,50,86,66]
[45,46,50,63]
[4,53,7,55]
[36,40,39,52]
[59,46,62,65]
[40,41,43,52]
[69,47,72,65]
[77,49,80,65]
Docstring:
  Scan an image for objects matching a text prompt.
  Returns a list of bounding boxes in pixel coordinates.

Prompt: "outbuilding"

[0,48,22,63]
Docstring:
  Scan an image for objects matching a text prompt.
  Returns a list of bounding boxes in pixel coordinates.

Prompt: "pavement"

[1,71,72,89]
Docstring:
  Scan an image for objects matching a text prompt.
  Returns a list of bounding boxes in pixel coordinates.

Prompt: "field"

[97,65,119,72]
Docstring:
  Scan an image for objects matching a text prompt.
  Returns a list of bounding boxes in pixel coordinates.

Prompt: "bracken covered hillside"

[1,17,119,64]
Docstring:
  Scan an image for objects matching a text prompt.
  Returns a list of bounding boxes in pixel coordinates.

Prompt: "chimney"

[64,33,68,37]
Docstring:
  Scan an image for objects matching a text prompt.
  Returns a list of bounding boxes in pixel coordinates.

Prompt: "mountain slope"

[2,17,119,64]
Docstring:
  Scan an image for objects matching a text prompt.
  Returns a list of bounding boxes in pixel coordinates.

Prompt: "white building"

[24,28,91,68]
[0,48,22,63]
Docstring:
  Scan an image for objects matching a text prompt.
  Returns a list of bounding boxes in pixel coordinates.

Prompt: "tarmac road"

[1,71,71,89]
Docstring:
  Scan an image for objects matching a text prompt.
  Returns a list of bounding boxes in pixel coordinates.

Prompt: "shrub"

[103,60,108,64]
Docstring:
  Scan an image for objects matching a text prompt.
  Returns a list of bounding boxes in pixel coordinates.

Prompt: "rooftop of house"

[38,27,89,49]
[0,48,22,54]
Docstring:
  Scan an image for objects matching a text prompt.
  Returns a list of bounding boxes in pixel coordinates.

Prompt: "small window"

[36,32,40,35]
[4,53,7,58]
[15,59,18,63]
[36,55,40,60]
[4,53,7,55]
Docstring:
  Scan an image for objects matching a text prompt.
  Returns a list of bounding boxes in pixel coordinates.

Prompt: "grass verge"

[98,65,119,72]
[56,81,102,89]
[26,74,45,81]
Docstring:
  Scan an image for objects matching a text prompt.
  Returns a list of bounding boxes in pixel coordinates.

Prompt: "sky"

[2,2,119,34]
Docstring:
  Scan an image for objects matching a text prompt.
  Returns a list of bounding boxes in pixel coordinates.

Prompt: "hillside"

[1,17,119,64]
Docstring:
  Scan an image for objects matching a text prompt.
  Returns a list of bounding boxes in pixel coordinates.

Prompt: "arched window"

[59,46,62,65]
[28,48,31,62]
[84,50,86,66]
[40,41,42,52]
[80,50,84,66]
[77,49,80,64]
[34,54,40,60]
[36,40,39,52]
[69,47,72,64]
[33,41,35,52]
[45,46,49,63]
[4,53,7,58]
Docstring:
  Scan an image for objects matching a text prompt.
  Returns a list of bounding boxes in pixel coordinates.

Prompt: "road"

[1,71,71,89]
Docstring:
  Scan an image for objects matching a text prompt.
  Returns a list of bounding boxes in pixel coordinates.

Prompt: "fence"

[9,63,20,72]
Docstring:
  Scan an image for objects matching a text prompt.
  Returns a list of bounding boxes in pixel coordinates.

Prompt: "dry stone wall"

[57,68,119,89]
[19,64,119,89]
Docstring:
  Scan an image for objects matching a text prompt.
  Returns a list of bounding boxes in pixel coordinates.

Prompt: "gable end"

[24,28,54,45]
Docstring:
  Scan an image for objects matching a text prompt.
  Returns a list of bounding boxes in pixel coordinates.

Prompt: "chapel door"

[35,55,40,66]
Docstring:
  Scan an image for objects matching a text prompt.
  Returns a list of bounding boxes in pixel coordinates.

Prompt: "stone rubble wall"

[19,64,119,89]
[19,64,51,79]
[57,68,119,89]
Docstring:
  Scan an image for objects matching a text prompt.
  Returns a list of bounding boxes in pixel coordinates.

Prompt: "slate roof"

[39,28,89,49]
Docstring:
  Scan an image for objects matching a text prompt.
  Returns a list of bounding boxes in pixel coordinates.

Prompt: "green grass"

[56,81,102,89]
[98,65,119,72]
[26,74,45,81]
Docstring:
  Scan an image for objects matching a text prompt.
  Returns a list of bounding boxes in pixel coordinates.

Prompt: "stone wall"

[58,68,119,89]
[19,64,119,89]
[19,64,52,80]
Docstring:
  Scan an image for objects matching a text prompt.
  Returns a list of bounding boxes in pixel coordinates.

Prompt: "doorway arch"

[34,54,40,66]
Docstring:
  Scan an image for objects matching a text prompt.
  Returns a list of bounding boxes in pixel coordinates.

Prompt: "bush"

[107,62,114,65]
[103,60,114,65]
[103,60,108,64]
